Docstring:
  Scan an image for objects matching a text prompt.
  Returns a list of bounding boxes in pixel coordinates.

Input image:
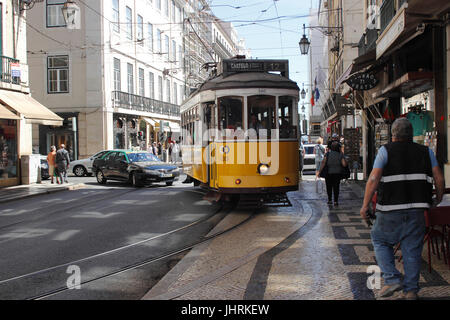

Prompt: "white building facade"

[27,0,186,159]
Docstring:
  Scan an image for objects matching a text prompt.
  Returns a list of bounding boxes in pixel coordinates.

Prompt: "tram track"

[0,199,258,300]
[0,187,140,231]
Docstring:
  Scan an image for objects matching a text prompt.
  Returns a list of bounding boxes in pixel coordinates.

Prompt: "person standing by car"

[56,144,70,183]
[317,140,348,206]
[299,141,305,179]
[47,145,59,184]
[359,118,444,300]
[314,137,325,176]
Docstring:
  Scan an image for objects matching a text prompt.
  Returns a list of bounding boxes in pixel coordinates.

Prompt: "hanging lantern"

[61,1,81,30]
[300,88,306,100]
[299,24,310,55]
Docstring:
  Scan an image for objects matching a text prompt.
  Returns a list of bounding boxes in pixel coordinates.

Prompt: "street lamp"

[300,83,306,100]
[61,0,80,30]
[301,104,305,113]
[299,24,310,55]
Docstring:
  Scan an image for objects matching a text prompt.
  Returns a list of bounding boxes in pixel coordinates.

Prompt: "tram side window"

[247,95,276,139]
[218,97,243,139]
[278,96,297,139]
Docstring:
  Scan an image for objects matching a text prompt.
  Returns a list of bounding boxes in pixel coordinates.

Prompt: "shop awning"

[372,71,433,100]
[0,104,20,120]
[0,90,63,126]
[143,118,180,133]
[143,117,158,127]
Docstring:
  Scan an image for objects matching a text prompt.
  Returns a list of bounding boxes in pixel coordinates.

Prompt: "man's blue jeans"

[371,209,426,293]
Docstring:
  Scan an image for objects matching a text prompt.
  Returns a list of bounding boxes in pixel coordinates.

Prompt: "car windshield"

[127,153,160,163]
[305,146,314,155]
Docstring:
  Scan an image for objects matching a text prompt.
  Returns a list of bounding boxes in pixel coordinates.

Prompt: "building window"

[113,58,121,91]
[46,0,66,27]
[166,79,171,103]
[158,76,163,100]
[47,55,69,93]
[171,0,175,22]
[157,29,162,53]
[137,15,143,45]
[127,63,134,94]
[165,35,169,61]
[139,68,145,96]
[156,0,161,10]
[172,40,176,61]
[112,0,120,33]
[149,72,155,99]
[178,45,183,67]
[126,6,132,40]
[165,0,169,16]
[174,83,178,105]
[148,23,153,51]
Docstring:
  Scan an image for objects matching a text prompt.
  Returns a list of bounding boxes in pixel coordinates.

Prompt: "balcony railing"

[358,28,379,56]
[112,91,180,117]
[0,56,20,85]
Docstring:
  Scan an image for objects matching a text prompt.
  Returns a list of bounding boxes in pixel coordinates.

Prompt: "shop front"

[113,114,140,150]
[0,90,63,186]
[0,105,20,187]
[39,113,78,160]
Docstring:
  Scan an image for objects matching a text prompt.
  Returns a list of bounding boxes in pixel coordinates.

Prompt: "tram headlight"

[258,163,270,175]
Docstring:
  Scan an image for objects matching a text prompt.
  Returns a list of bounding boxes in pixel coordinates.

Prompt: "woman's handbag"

[340,164,350,180]
[319,153,328,178]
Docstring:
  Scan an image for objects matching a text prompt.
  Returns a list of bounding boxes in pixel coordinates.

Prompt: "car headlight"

[258,163,270,175]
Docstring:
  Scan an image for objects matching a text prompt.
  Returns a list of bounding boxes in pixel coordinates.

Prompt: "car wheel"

[131,172,143,187]
[165,181,173,186]
[74,165,87,177]
[96,170,107,184]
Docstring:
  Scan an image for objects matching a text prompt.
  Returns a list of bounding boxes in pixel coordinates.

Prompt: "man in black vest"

[360,118,444,300]
[56,144,70,184]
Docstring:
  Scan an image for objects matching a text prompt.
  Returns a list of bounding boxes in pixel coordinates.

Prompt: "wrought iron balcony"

[358,28,379,56]
[0,56,20,85]
[112,91,180,117]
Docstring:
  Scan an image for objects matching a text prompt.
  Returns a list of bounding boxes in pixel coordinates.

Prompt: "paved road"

[0,175,224,300]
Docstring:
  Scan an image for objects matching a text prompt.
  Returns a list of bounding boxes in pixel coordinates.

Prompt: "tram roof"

[192,72,300,95]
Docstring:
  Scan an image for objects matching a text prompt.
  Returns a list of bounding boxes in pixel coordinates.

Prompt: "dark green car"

[92,151,180,187]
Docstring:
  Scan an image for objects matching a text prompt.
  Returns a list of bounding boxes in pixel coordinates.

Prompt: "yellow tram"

[180,58,300,204]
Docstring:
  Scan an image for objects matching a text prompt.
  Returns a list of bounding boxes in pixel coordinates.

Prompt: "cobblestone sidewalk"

[143,179,450,300]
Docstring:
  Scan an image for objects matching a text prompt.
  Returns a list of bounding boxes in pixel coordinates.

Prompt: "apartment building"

[27,0,186,159]
[0,0,62,186]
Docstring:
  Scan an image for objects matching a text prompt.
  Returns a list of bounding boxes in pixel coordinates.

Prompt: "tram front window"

[278,96,297,139]
[247,95,276,139]
[218,96,243,139]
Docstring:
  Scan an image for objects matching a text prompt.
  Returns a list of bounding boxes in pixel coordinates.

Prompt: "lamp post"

[61,0,80,30]
[300,83,306,100]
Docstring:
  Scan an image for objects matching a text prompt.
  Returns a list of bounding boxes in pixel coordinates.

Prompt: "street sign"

[10,62,21,78]
[346,73,378,91]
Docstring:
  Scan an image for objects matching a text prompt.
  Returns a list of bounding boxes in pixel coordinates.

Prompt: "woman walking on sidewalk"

[46,146,59,184]
[317,141,348,206]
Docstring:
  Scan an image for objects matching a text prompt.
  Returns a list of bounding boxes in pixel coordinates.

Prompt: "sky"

[210,0,320,116]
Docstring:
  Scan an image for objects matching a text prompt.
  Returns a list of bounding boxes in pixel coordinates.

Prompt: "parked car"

[40,155,50,180]
[71,150,122,177]
[303,144,316,171]
[93,151,179,187]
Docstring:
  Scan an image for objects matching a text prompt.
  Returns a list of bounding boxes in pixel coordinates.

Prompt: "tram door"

[203,103,217,188]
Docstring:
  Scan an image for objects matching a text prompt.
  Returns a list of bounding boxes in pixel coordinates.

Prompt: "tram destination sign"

[346,72,379,91]
[222,59,289,77]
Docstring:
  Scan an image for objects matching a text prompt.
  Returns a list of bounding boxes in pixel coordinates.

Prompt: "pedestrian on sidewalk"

[46,145,59,184]
[317,140,348,206]
[359,118,445,300]
[314,137,325,176]
[56,144,70,184]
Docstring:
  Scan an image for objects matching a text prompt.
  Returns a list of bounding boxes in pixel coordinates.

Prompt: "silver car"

[71,150,111,176]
